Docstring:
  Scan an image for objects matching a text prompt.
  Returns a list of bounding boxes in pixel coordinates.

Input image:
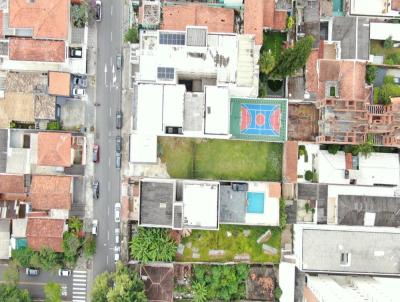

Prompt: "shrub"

[275,286,283,301]
[44,282,61,302]
[279,198,287,230]
[130,228,177,262]
[327,144,341,155]
[124,26,139,43]
[365,65,377,85]
[192,282,207,302]
[384,52,400,65]
[46,121,61,130]
[305,203,310,213]
[83,238,96,258]
[384,36,394,49]
[11,248,35,268]
[286,16,294,30]
[304,170,314,181]
[355,135,374,158]
[71,3,88,28]
[259,51,276,75]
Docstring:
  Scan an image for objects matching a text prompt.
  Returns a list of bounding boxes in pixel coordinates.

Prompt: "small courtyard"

[158,137,283,181]
[177,225,281,263]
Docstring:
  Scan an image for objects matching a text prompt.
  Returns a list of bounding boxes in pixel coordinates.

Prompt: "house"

[141,264,174,302]
[294,224,400,276]
[138,178,281,229]
[0,220,11,259]
[315,150,400,186]
[48,71,72,97]
[26,218,66,252]
[0,0,87,73]
[5,130,86,175]
[350,0,400,17]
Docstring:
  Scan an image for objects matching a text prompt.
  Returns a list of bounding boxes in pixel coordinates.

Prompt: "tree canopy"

[0,284,32,302]
[130,228,177,262]
[90,262,147,302]
[269,36,314,79]
[44,282,61,302]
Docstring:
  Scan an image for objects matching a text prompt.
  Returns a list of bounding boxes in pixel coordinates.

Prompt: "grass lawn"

[178,225,281,263]
[158,137,282,181]
[261,32,286,61]
[370,40,400,64]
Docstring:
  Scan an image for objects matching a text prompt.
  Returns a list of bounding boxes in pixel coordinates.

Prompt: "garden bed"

[177,225,281,263]
[158,137,283,181]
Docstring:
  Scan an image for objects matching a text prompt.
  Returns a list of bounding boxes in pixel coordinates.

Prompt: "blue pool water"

[247,192,265,214]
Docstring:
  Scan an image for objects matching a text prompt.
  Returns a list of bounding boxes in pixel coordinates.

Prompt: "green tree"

[193,264,248,301]
[38,248,60,271]
[304,170,314,181]
[130,228,177,262]
[3,262,20,286]
[384,52,400,65]
[90,263,147,302]
[71,4,88,28]
[46,121,61,130]
[44,282,61,302]
[279,197,287,230]
[0,284,32,302]
[62,232,81,267]
[192,282,207,302]
[107,262,147,302]
[365,65,377,85]
[258,51,276,75]
[354,135,374,158]
[270,36,314,78]
[327,144,341,155]
[124,26,139,43]
[384,36,394,49]
[68,217,83,234]
[83,237,96,258]
[11,248,34,268]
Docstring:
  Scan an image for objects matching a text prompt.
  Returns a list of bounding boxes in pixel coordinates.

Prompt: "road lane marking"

[108,181,111,190]
[108,157,111,167]
[107,231,110,241]
[111,4,113,15]
[109,107,112,117]
[106,255,109,265]
[110,31,113,42]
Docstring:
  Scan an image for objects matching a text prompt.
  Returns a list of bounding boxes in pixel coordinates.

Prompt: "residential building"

[350,0,400,17]
[294,224,400,276]
[26,218,66,252]
[0,0,87,73]
[0,220,10,259]
[138,178,281,229]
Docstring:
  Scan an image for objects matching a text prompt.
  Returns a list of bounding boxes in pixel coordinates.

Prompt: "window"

[340,252,350,265]
[329,86,336,97]
[157,67,174,81]
[159,32,185,45]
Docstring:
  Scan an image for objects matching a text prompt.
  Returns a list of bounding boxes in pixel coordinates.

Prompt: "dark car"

[69,47,83,58]
[116,111,122,129]
[116,54,122,70]
[73,76,88,88]
[93,180,99,199]
[115,152,121,169]
[231,182,248,192]
[93,144,99,163]
[95,0,102,21]
[26,268,39,276]
[116,136,122,153]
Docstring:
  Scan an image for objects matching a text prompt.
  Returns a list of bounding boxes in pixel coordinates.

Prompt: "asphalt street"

[92,0,123,278]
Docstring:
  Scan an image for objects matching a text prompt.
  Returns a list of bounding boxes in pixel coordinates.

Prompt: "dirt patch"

[288,103,318,141]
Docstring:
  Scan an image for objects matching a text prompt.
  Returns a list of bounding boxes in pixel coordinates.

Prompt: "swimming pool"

[247,192,265,214]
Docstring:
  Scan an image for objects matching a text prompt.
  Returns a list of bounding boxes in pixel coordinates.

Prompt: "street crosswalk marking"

[72,270,87,302]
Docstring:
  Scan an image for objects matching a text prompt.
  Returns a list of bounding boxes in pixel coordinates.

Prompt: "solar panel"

[159,32,185,45]
[157,67,174,81]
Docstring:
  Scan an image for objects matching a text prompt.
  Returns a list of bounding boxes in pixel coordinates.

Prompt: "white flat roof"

[279,262,296,302]
[136,84,163,134]
[204,86,230,135]
[182,181,219,229]
[351,0,399,16]
[129,134,158,163]
[370,23,400,42]
[163,85,185,128]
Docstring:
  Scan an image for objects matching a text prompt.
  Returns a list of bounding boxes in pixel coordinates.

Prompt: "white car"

[114,203,121,223]
[115,228,120,244]
[72,88,85,96]
[58,269,71,277]
[92,219,98,236]
[114,252,120,262]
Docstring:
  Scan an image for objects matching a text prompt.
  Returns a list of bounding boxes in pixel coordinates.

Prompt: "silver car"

[114,203,121,223]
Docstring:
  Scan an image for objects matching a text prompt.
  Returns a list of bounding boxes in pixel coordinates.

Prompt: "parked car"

[116,54,122,70]
[231,182,248,192]
[93,180,100,199]
[58,269,71,277]
[95,0,102,21]
[115,228,120,244]
[73,88,85,96]
[93,144,99,162]
[69,47,83,58]
[114,252,120,262]
[114,245,121,253]
[92,219,98,236]
[73,77,88,88]
[26,268,39,276]
[114,203,121,223]
[116,136,122,153]
[116,111,123,129]
[115,152,121,169]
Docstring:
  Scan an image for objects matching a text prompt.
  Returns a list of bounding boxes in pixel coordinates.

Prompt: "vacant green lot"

[158,137,282,181]
[261,32,286,61]
[370,40,400,64]
[178,225,281,263]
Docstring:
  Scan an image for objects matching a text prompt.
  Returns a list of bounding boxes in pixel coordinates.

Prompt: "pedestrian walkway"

[72,270,87,302]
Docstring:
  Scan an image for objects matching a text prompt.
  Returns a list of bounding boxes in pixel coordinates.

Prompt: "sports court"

[230,98,288,141]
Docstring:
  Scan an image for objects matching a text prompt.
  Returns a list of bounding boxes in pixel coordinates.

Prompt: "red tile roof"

[162,4,234,33]
[306,49,319,94]
[9,0,69,40]
[37,132,71,167]
[392,0,400,11]
[263,0,275,29]
[268,182,281,198]
[9,38,65,62]
[317,60,366,100]
[244,0,264,45]
[0,174,25,194]
[284,141,298,183]
[345,153,353,170]
[26,218,64,252]
[30,175,72,210]
[273,10,287,31]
